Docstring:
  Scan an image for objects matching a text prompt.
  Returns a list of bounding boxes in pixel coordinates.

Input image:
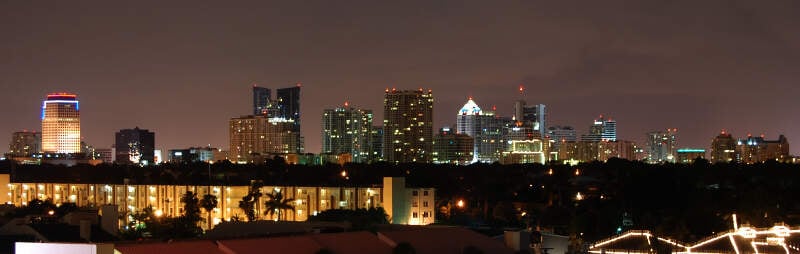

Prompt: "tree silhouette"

[264,189,295,221]
[200,194,218,230]
[238,182,263,221]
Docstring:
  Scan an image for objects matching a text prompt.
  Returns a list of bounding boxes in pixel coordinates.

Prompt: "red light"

[296,82,302,87]
[344,101,349,107]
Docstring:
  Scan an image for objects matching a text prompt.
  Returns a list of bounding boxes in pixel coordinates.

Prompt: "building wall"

[9,131,41,157]
[0,175,430,230]
[229,116,300,163]
[382,89,434,163]
[321,107,374,163]
[41,93,81,154]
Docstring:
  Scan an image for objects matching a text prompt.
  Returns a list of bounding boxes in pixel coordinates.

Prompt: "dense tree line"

[4,158,800,242]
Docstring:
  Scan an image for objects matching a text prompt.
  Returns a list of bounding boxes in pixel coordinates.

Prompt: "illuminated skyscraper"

[115,127,155,165]
[41,93,80,154]
[645,129,677,163]
[321,103,374,163]
[581,115,616,142]
[252,85,271,115]
[383,88,434,163]
[277,85,301,131]
[456,98,481,137]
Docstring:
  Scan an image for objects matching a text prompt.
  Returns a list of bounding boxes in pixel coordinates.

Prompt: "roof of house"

[377,226,514,254]
[310,231,392,254]
[217,235,323,254]
[116,240,225,254]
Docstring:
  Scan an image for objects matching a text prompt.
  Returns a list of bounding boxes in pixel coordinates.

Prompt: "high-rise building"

[475,110,511,163]
[383,88,434,163]
[277,85,301,131]
[645,129,677,163]
[41,93,81,154]
[115,127,155,165]
[370,126,384,162]
[321,104,374,163]
[432,127,474,165]
[710,130,736,163]
[8,131,41,157]
[229,115,300,163]
[456,98,482,137]
[513,101,546,137]
[252,85,271,115]
[581,115,616,142]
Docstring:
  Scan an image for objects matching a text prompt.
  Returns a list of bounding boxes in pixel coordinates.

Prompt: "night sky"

[2,1,799,154]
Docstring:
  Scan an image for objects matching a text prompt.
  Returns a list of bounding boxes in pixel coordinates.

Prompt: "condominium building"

[382,89,434,163]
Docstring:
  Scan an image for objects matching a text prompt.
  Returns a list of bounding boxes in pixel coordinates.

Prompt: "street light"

[456,199,465,208]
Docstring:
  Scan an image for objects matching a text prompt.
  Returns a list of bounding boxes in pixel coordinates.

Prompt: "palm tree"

[200,194,218,230]
[238,184,262,222]
[264,189,295,221]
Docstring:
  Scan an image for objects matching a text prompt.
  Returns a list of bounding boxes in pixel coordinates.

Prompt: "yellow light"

[456,199,465,208]
[154,209,163,217]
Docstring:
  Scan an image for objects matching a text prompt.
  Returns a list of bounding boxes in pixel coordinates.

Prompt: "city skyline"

[2,1,799,154]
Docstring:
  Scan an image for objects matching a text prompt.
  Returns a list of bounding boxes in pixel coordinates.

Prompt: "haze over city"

[2,0,799,154]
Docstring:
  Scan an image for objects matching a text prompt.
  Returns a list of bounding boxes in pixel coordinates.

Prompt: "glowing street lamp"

[456,199,465,208]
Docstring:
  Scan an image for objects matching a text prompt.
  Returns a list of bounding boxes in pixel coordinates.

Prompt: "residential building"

[229,115,301,163]
[382,88,434,163]
[8,130,41,157]
[321,104,374,163]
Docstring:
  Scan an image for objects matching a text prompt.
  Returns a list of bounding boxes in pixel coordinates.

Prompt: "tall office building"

[581,115,616,142]
[321,104,374,163]
[710,130,736,163]
[8,131,41,157]
[41,93,81,154]
[475,109,511,163]
[115,127,156,165]
[229,115,300,163]
[253,85,271,115]
[645,129,677,163]
[383,88,434,163]
[277,85,301,131]
[513,101,546,137]
[456,98,482,137]
[432,128,474,165]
